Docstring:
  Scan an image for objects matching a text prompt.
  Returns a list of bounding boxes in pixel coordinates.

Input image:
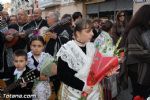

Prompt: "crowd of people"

[0,4,150,100]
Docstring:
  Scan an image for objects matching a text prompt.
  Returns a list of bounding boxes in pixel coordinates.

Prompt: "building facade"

[59,1,83,18]
[85,0,133,20]
[10,0,38,15]
[3,3,11,13]
[38,0,61,18]
[133,0,150,14]
[39,0,134,20]
[9,0,135,19]
[38,0,83,18]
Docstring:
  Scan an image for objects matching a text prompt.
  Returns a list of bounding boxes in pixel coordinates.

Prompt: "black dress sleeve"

[0,32,4,71]
[57,57,85,91]
[127,28,150,63]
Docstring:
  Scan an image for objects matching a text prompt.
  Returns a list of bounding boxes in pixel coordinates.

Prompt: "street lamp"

[133,0,146,3]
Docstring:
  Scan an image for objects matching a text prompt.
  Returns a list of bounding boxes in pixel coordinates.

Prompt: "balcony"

[39,0,61,8]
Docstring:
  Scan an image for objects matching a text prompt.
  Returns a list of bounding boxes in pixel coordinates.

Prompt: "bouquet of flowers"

[79,50,119,100]
[40,54,55,76]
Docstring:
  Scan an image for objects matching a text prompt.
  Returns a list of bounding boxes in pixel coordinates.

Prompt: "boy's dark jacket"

[8,66,34,100]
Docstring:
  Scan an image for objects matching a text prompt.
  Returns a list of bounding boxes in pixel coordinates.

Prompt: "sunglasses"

[119,14,125,17]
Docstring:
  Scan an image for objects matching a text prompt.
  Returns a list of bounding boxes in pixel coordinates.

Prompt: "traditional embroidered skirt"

[58,83,102,100]
[32,81,51,100]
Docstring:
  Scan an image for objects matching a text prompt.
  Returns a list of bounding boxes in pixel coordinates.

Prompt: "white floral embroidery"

[27,52,54,71]
[32,81,51,100]
[57,40,101,100]
[27,52,53,100]
[56,40,95,81]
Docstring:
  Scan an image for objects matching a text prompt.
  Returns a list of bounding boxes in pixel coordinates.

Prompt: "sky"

[0,0,11,4]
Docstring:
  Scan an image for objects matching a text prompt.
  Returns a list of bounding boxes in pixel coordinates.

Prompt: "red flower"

[79,50,119,100]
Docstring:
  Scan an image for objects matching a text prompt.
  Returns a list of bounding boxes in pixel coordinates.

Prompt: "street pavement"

[117,78,133,100]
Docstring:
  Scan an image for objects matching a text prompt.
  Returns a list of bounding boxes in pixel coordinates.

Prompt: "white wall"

[61,0,74,4]
[133,0,150,14]
[59,3,83,18]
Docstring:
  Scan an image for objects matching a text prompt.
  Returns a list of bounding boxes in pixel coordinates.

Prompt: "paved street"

[117,78,133,100]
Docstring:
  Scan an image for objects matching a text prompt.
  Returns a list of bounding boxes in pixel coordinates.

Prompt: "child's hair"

[14,49,27,60]
[74,18,93,37]
[30,36,45,45]
[72,12,82,21]
[102,20,113,32]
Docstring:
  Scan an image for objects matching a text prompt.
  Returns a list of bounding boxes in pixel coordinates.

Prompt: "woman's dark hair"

[72,12,82,21]
[102,20,113,32]
[30,36,45,45]
[116,11,127,27]
[125,5,150,34]
[116,11,126,20]
[122,5,150,47]
[61,14,71,20]
[14,49,27,60]
[74,18,93,37]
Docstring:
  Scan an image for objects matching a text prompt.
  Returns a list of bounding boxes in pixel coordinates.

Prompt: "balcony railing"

[39,0,61,8]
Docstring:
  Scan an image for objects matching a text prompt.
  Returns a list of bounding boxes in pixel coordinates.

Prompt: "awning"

[99,0,116,12]
[116,0,133,11]
[87,3,99,14]
[87,0,133,14]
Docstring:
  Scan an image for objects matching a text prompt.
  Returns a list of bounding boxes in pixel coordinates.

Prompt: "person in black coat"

[7,50,34,100]
[45,12,73,57]
[0,31,5,78]
[45,12,73,97]
[3,9,32,79]
[8,9,31,51]
[29,8,48,30]
[8,66,34,100]
[123,5,150,100]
